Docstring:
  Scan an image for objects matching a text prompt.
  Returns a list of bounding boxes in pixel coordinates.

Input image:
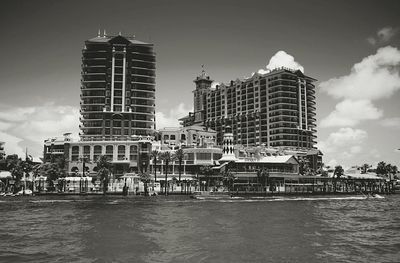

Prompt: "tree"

[56,155,68,178]
[386,164,398,181]
[139,172,151,196]
[150,150,159,182]
[361,163,369,174]
[40,162,60,192]
[376,161,387,176]
[160,151,172,195]
[96,155,111,194]
[257,168,269,192]
[222,169,235,191]
[174,149,184,182]
[334,165,344,179]
[298,157,310,176]
[199,165,213,190]
[6,155,24,193]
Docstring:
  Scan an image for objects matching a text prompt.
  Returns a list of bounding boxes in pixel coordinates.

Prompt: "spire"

[97,29,101,37]
[201,64,206,77]
[103,29,107,38]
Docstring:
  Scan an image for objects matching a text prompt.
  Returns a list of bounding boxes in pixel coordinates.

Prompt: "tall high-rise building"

[80,31,156,140]
[185,67,317,149]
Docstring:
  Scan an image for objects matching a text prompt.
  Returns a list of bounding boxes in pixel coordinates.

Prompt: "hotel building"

[44,32,156,176]
[80,31,155,139]
[181,67,317,149]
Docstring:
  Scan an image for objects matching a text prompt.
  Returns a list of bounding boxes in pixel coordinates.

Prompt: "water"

[0,195,399,263]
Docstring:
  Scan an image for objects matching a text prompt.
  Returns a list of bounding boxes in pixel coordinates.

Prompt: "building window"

[106,145,113,160]
[118,145,126,160]
[71,146,79,161]
[130,145,138,161]
[83,146,90,160]
[93,145,102,162]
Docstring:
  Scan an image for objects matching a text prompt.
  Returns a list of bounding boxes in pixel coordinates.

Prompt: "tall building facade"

[186,67,317,149]
[80,32,156,140]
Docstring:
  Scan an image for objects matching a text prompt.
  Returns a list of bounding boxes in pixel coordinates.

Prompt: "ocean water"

[0,195,399,263]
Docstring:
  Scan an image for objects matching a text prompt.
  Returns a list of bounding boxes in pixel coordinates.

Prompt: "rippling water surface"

[0,195,399,263]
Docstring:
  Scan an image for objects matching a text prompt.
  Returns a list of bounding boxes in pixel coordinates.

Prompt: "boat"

[191,190,233,200]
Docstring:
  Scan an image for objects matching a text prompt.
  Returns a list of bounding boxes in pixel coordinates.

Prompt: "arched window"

[130,145,138,161]
[106,145,113,160]
[83,146,91,160]
[71,146,79,161]
[118,145,126,160]
[93,145,102,162]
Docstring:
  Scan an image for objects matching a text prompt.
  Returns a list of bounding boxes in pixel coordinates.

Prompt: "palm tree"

[174,149,184,182]
[390,165,398,180]
[376,161,387,177]
[333,165,344,193]
[160,151,172,195]
[361,163,369,174]
[334,165,344,179]
[6,155,24,193]
[199,165,213,190]
[139,171,151,196]
[96,155,111,194]
[222,169,235,191]
[150,150,159,182]
[257,168,269,193]
[40,162,60,192]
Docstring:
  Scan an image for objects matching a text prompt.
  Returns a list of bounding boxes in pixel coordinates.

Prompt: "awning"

[0,171,12,179]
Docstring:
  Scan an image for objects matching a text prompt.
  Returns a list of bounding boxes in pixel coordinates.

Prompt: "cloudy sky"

[0,0,399,167]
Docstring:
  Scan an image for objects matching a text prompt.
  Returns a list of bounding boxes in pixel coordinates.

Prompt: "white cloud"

[326,159,338,168]
[320,46,400,101]
[156,103,193,129]
[380,117,400,129]
[368,27,397,45]
[0,103,79,159]
[317,127,368,155]
[320,99,383,127]
[266,50,304,73]
[0,131,25,157]
[211,81,220,89]
[257,68,270,74]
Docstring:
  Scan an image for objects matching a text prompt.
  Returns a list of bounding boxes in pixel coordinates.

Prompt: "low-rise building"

[158,125,217,149]
[43,133,153,177]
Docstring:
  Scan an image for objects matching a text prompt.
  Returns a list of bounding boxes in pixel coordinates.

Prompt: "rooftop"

[87,32,152,45]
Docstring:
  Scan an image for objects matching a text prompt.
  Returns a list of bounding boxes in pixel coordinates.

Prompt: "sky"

[0,0,399,168]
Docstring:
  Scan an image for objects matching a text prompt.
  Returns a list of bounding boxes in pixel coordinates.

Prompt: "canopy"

[64,176,92,182]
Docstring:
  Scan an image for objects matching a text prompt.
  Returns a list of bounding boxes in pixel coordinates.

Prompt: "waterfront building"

[80,31,155,140]
[43,133,153,177]
[158,125,217,149]
[43,31,156,176]
[183,67,317,149]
